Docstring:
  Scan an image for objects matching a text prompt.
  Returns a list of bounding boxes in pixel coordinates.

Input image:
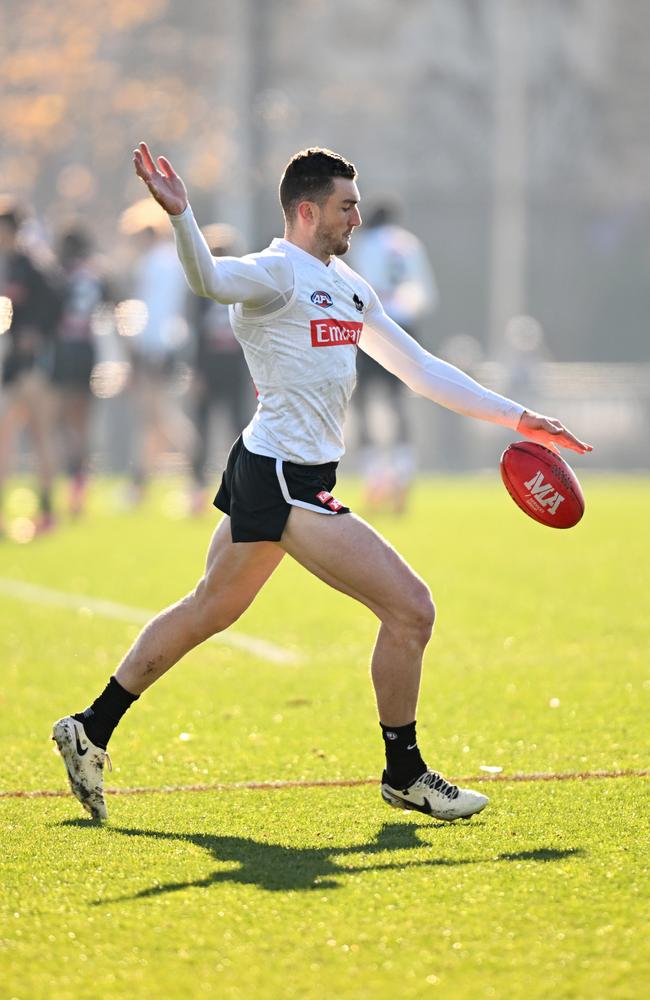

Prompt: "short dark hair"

[365,197,402,229]
[279,148,357,223]
[58,225,93,261]
[0,195,25,232]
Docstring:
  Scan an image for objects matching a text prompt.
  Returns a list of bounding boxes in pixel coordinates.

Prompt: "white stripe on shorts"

[275,459,339,515]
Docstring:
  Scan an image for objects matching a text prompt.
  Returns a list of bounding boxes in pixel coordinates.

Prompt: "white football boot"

[52,716,111,820]
[381,769,489,821]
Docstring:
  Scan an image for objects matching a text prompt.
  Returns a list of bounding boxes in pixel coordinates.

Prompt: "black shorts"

[2,347,52,387]
[214,435,350,543]
[51,341,96,389]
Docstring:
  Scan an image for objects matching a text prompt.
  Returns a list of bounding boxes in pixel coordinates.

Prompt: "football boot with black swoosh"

[381,769,488,821]
[52,716,111,820]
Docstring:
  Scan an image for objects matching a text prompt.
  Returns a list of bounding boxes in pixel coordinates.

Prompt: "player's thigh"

[198,514,285,623]
[280,507,432,625]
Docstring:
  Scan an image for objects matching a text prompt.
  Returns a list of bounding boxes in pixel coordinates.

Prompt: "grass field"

[1,476,649,999]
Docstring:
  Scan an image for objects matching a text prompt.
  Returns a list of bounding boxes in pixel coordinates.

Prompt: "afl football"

[500,441,585,529]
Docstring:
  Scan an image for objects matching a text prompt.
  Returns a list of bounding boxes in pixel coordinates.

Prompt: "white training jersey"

[134,240,188,357]
[231,239,369,463]
[171,206,524,464]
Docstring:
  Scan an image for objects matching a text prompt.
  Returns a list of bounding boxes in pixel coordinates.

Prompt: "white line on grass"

[0,577,300,665]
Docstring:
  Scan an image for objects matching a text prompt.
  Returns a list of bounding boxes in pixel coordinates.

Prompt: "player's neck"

[283,231,331,266]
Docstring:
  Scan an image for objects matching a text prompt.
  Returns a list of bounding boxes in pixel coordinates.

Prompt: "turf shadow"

[499,847,584,863]
[55,820,584,900]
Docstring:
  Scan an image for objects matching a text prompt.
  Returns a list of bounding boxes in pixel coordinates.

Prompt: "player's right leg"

[53,515,284,818]
[280,507,488,821]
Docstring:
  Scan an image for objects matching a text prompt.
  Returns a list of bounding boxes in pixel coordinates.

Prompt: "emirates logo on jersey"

[311,290,333,307]
[310,319,362,347]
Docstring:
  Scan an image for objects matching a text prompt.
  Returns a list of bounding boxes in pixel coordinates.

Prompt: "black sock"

[74,676,139,749]
[381,721,427,788]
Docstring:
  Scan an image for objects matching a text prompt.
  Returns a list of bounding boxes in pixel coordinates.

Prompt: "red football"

[500,441,585,529]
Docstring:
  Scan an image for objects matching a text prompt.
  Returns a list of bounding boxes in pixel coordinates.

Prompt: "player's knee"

[411,586,436,643]
[386,581,435,646]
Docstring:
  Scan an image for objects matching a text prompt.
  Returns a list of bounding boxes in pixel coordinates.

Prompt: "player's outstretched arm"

[132,141,291,308]
[516,410,592,455]
[133,141,188,216]
[360,300,593,455]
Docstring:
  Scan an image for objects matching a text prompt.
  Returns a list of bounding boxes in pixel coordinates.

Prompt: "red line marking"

[1,769,648,800]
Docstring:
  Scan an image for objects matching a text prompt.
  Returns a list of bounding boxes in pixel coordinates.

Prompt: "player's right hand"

[133,141,188,216]
[517,410,593,455]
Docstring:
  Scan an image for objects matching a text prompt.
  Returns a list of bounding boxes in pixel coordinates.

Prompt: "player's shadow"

[58,818,583,902]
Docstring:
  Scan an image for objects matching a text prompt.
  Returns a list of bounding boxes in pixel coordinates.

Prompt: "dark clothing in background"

[188,295,254,487]
[1,251,61,386]
[51,263,110,391]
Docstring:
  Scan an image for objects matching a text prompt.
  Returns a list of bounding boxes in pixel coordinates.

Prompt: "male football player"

[53,143,591,821]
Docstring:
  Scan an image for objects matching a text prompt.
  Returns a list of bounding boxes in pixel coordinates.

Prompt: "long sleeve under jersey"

[170,206,524,462]
[359,289,523,429]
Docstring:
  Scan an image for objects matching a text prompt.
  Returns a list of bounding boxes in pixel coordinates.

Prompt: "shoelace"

[418,770,459,800]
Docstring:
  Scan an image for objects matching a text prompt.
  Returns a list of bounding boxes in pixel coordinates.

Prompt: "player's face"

[313,178,362,257]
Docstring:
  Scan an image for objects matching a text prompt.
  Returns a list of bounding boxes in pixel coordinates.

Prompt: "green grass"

[1,476,649,999]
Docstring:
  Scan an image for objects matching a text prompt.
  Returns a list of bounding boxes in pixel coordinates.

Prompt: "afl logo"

[311,290,333,307]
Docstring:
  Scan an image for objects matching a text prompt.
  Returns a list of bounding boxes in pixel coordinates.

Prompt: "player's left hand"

[517,410,593,455]
[133,141,188,216]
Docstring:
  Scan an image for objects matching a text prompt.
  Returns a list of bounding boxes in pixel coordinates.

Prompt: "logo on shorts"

[310,319,362,347]
[311,290,333,307]
[316,489,344,512]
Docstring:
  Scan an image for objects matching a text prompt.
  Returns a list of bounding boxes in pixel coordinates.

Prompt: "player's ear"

[297,200,317,225]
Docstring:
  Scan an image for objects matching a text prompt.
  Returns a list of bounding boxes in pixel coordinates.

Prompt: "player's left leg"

[280,507,488,821]
[114,515,284,696]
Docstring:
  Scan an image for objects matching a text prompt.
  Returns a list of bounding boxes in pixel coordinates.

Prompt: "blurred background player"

[499,313,550,407]
[119,199,196,503]
[186,223,255,514]
[349,199,438,513]
[0,198,61,536]
[51,224,112,517]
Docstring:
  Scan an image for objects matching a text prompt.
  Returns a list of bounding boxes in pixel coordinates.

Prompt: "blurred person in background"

[348,199,438,513]
[187,223,255,515]
[119,201,195,504]
[499,314,550,406]
[0,198,61,537]
[51,224,112,517]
